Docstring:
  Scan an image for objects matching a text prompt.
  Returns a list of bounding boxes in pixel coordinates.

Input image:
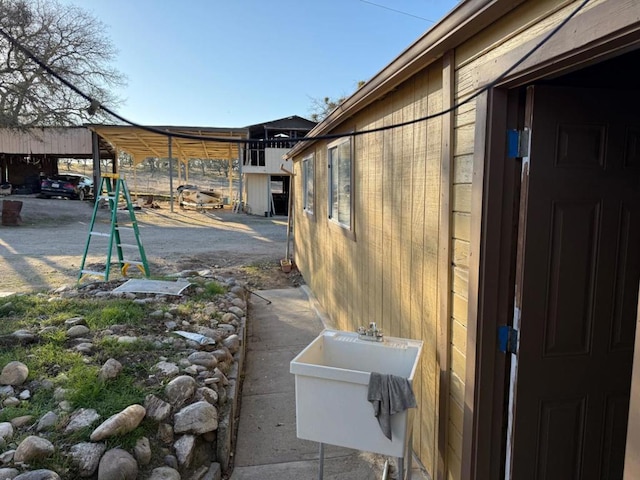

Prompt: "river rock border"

[0,269,247,480]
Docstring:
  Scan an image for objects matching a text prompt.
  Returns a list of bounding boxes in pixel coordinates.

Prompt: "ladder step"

[118,243,140,249]
[123,260,145,266]
[90,232,110,237]
[80,270,106,277]
[116,226,135,232]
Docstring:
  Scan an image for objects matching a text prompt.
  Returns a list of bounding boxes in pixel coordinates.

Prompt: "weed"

[191,280,226,301]
[86,300,146,329]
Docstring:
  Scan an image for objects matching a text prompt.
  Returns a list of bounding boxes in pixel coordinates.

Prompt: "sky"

[59,0,460,128]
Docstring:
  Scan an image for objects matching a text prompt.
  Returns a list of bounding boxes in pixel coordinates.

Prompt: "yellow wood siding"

[290,1,635,479]
[293,61,444,476]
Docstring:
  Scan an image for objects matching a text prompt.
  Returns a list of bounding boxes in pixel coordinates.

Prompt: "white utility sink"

[290,329,423,457]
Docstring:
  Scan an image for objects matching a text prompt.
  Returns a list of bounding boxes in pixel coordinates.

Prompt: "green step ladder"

[79,173,150,281]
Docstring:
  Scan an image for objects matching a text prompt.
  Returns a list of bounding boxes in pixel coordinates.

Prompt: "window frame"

[327,136,353,231]
[302,153,315,216]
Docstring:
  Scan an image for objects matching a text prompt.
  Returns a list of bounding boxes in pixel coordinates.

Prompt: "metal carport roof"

[86,124,249,163]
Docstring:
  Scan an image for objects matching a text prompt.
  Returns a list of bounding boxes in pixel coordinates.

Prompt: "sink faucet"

[357,322,384,342]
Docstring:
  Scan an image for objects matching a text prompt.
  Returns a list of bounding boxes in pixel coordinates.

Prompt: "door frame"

[464,43,640,480]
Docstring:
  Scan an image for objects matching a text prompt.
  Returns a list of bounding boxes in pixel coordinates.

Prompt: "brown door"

[509,86,640,479]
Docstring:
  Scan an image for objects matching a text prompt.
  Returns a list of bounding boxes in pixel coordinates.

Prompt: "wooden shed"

[285,0,640,478]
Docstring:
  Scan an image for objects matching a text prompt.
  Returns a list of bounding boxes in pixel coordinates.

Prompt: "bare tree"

[308,81,365,122]
[0,0,125,127]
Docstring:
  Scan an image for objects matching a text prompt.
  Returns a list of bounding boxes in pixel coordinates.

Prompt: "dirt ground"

[0,194,299,293]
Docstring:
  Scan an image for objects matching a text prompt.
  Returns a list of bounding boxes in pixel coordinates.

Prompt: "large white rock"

[174,401,218,434]
[90,404,146,442]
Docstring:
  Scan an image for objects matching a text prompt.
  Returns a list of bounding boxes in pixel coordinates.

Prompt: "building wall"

[242,148,292,174]
[447,1,610,478]
[292,0,621,478]
[293,60,444,476]
[0,127,92,154]
[245,174,269,216]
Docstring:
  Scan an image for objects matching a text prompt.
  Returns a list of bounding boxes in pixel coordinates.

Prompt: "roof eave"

[286,0,525,159]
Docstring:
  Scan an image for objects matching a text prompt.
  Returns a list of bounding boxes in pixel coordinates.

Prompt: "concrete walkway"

[230,287,428,480]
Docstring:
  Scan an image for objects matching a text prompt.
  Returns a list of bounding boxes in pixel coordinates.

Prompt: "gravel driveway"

[0,195,289,293]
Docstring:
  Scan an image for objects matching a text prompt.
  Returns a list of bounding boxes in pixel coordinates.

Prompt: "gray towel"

[367,372,416,440]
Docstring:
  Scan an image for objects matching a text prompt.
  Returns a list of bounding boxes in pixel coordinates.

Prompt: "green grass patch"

[65,369,145,417]
[0,387,58,423]
[95,336,158,359]
[190,280,226,301]
[85,300,146,329]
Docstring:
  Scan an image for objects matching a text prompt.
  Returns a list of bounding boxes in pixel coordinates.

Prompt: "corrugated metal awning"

[87,124,249,164]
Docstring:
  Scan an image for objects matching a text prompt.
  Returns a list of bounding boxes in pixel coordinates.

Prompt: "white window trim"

[327,136,353,230]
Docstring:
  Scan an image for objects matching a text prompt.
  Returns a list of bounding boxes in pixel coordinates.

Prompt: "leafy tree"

[309,80,366,122]
[0,0,125,127]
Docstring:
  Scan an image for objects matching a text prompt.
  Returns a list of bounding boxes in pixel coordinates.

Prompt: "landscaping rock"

[134,436,151,465]
[154,361,179,378]
[145,394,172,421]
[36,412,58,432]
[0,467,18,479]
[148,467,181,480]
[10,415,33,428]
[0,423,13,444]
[65,408,100,434]
[68,442,106,477]
[98,358,122,381]
[222,334,240,354]
[13,470,60,480]
[187,351,218,369]
[97,448,137,480]
[174,401,218,434]
[165,375,197,406]
[14,436,55,463]
[66,325,90,338]
[174,434,196,467]
[0,362,28,386]
[90,404,146,441]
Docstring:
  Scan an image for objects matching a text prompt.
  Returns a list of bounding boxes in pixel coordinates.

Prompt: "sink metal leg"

[318,442,324,480]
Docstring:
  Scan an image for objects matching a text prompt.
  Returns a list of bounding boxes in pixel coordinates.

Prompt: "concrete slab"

[231,452,386,480]
[230,287,430,480]
[241,348,298,396]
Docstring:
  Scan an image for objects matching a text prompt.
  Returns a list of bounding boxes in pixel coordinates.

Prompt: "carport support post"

[91,131,101,198]
[237,142,243,212]
[168,135,174,213]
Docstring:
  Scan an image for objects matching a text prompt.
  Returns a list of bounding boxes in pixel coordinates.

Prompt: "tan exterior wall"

[448,1,611,478]
[291,1,628,479]
[293,60,444,476]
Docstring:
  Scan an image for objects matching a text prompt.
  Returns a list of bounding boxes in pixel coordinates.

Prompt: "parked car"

[40,174,93,201]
